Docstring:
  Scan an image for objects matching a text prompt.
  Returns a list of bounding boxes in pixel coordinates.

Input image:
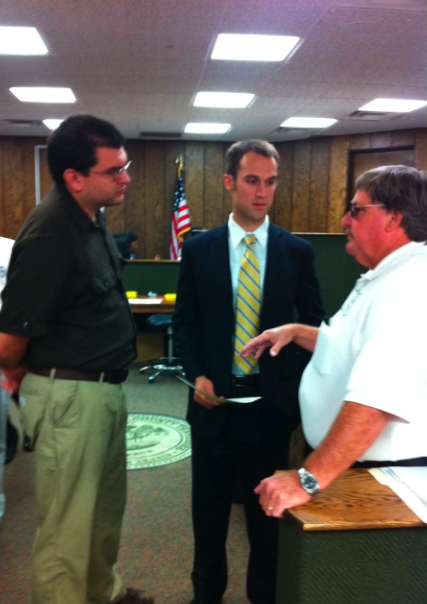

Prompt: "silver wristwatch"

[297,467,320,495]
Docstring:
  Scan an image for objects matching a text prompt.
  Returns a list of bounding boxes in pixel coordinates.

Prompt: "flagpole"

[175,154,184,177]
[170,155,191,260]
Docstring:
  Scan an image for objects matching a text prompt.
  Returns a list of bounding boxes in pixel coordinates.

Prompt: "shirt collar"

[361,241,426,282]
[55,184,102,231]
[228,214,269,250]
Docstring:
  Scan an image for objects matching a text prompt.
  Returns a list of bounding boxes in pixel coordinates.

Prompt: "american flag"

[170,166,191,260]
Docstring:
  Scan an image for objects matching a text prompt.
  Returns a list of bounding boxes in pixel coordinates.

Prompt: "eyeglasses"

[348,202,385,219]
[90,160,132,181]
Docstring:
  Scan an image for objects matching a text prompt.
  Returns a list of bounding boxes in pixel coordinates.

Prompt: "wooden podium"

[276,469,427,604]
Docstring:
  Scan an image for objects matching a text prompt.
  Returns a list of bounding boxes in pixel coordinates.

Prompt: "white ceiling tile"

[0,0,426,139]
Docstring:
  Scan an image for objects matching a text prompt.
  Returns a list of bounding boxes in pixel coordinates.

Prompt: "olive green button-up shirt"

[0,185,137,371]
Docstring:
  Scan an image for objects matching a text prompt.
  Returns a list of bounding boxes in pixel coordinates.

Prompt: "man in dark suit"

[173,140,324,604]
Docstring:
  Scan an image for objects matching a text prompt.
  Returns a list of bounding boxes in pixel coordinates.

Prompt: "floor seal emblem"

[126,413,191,469]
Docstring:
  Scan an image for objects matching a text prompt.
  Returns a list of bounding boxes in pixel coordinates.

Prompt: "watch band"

[298,467,320,495]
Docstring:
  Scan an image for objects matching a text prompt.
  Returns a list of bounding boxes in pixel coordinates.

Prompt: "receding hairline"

[237,150,278,168]
[224,140,279,179]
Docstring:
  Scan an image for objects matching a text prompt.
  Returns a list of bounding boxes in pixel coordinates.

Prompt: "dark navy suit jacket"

[173,222,324,439]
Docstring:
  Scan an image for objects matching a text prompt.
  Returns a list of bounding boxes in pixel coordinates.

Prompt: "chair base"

[140,357,185,383]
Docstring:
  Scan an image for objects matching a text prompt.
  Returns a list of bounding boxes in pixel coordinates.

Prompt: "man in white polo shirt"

[241,165,427,516]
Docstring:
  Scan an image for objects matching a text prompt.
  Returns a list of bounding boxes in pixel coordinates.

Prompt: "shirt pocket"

[311,322,333,376]
[90,268,117,295]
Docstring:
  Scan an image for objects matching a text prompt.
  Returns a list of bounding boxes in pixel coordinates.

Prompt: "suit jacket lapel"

[211,224,233,303]
[262,224,284,314]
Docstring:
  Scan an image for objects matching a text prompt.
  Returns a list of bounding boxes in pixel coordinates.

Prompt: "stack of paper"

[369,467,427,523]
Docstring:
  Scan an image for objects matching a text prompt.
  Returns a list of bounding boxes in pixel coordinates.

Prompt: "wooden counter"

[276,469,427,604]
[287,469,424,531]
[128,296,175,362]
[128,296,175,314]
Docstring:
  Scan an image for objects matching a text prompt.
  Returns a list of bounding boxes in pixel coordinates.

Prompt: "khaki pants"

[20,371,128,604]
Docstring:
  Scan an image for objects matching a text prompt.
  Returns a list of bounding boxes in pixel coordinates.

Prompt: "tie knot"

[243,234,256,247]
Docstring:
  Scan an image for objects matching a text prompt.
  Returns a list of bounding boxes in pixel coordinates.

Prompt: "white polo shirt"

[300,241,427,462]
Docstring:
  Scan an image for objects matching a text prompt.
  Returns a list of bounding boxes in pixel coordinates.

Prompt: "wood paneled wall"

[1,129,427,256]
[0,137,44,240]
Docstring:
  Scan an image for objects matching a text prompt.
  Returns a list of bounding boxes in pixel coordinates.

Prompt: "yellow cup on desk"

[164,293,176,302]
[126,291,138,298]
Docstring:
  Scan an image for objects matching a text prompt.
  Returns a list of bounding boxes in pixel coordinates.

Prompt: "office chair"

[139,314,185,383]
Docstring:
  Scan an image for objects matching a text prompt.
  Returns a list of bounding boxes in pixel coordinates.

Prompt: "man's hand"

[0,333,29,367]
[0,363,26,395]
[194,376,223,410]
[240,325,297,359]
[255,470,312,517]
[241,323,319,358]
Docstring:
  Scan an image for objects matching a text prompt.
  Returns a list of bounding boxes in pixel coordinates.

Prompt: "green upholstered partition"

[296,234,366,317]
[123,236,365,317]
[123,260,180,296]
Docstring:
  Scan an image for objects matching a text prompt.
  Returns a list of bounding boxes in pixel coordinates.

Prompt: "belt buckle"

[232,374,257,386]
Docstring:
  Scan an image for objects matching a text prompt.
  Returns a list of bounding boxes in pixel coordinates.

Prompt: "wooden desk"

[128,296,175,314]
[277,469,427,604]
[128,297,175,362]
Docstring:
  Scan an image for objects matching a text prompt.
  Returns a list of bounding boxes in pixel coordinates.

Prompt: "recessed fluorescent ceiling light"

[194,92,254,108]
[0,26,48,55]
[211,34,300,62]
[10,87,76,103]
[281,117,337,129]
[185,123,231,134]
[359,99,427,113]
[43,119,64,130]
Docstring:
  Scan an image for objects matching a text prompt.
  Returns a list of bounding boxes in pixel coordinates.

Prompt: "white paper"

[368,467,427,523]
[227,396,261,404]
[128,298,164,305]
[176,375,261,404]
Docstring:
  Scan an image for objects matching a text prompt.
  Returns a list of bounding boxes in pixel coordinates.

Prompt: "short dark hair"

[47,114,125,186]
[356,165,427,242]
[225,140,279,180]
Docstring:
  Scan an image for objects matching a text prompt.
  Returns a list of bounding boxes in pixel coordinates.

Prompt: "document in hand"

[369,467,427,523]
[176,375,261,404]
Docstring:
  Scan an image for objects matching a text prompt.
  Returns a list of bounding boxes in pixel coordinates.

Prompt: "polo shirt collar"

[228,213,269,250]
[361,241,426,282]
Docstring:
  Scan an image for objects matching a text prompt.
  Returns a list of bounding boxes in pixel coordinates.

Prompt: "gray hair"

[225,140,279,180]
[356,165,427,242]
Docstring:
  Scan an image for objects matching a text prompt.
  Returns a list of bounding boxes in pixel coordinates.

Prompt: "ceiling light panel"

[194,92,254,108]
[10,87,77,103]
[281,117,337,129]
[358,99,427,113]
[0,26,48,55]
[185,123,231,134]
[211,34,300,62]
[43,119,64,130]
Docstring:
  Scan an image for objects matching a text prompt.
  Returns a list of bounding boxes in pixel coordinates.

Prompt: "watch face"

[304,475,317,489]
[299,468,319,494]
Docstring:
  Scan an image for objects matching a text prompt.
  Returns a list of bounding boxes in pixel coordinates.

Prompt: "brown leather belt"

[28,366,128,384]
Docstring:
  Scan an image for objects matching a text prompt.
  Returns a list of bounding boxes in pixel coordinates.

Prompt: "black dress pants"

[190,389,296,604]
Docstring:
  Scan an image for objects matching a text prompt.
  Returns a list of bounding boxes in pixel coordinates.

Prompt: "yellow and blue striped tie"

[234,234,261,373]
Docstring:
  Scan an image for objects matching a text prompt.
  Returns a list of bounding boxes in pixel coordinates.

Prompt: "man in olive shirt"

[0,116,153,604]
